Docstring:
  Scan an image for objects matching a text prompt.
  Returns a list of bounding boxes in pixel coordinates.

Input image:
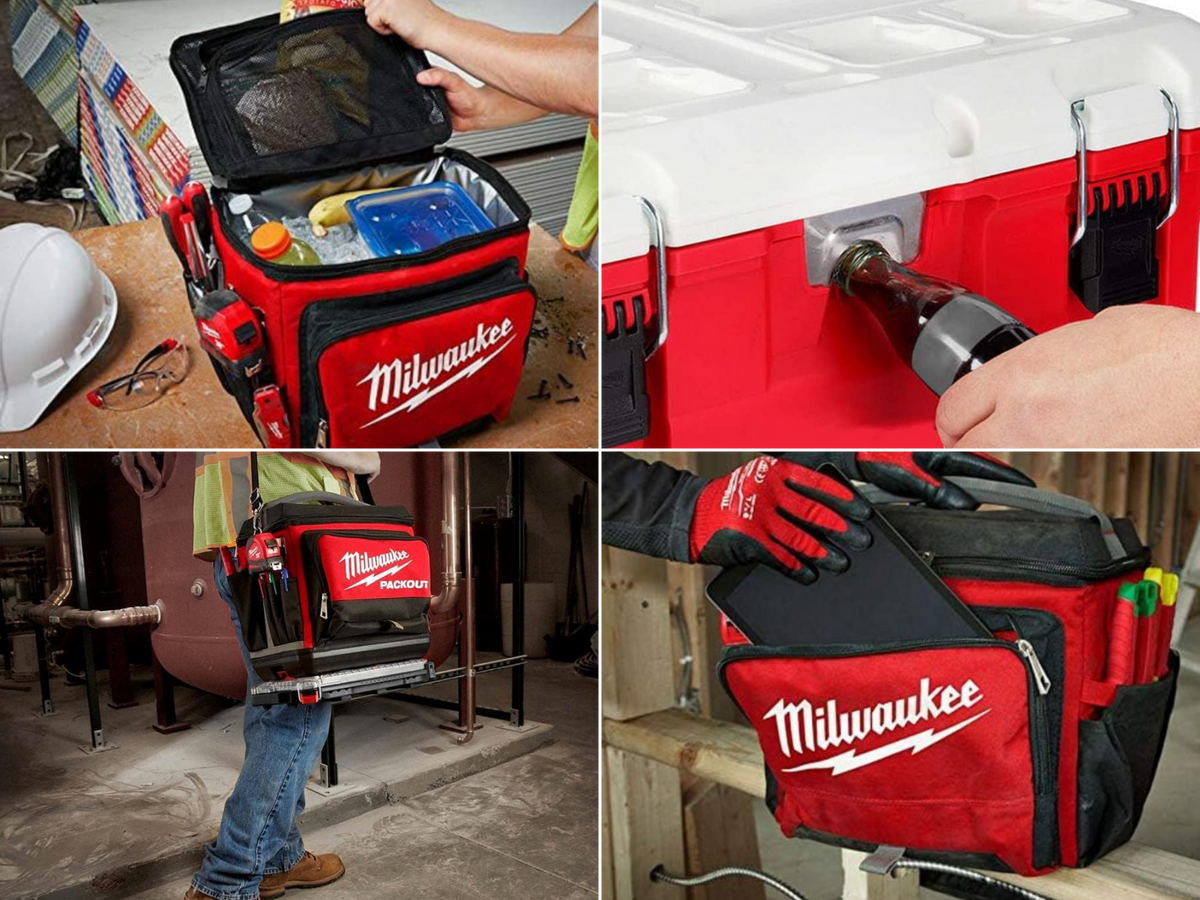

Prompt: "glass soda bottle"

[832,240,1035,395]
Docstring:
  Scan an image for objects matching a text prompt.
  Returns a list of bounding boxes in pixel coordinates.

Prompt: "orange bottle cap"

[251,222,292,259]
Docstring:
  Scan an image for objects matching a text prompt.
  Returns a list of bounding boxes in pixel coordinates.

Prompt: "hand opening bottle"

[832,240,1036,395]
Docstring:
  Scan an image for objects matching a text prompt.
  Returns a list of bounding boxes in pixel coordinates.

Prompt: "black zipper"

[297,260,533,446]
[719,634,1053,799]
[1003,614,1054,797]
[918,550,1149,584]
[299,527,426,641]
[241,505,414,543]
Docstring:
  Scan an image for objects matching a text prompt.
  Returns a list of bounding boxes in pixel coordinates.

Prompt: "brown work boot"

[184,889,226,900]
[259,851,345,899]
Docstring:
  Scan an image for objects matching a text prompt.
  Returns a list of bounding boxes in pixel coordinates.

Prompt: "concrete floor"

[752,614,1200,898]
[0,654,596,900]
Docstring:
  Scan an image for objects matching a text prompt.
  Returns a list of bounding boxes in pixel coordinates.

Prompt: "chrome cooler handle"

[1070,88,1180,249]
[633,195,669,358]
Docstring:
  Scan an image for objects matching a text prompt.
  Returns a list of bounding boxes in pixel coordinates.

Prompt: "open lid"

[600,0,1200,262]
[171,10,452,189]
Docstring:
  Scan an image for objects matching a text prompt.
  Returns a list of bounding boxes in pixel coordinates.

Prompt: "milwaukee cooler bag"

[719,478,1177,877]
[230,491,434,681]
[170,11,535,448]
[600,0,1200,448]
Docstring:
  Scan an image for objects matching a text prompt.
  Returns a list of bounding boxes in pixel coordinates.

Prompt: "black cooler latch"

[1067,91,1180,314]
[602,298,651,448]
[602,196,669,448]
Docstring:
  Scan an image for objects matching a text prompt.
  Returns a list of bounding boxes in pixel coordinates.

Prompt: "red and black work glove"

[689,456,873,584]
[779,452,1034,510]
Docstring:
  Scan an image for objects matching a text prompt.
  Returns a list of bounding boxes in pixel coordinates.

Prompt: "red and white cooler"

[600,0,1200,448]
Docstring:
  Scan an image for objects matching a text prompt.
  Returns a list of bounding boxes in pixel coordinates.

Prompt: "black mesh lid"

[171,11,452,188]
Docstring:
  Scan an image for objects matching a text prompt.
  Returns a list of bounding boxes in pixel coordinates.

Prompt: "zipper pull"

[1017,639,1051,695]
[320,593,329,620]
[317,419,329,448]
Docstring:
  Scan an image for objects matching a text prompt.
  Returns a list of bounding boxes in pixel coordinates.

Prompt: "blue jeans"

[193,561,333,900]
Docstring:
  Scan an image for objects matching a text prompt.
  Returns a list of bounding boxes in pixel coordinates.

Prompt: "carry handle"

[261,490,371,511]
[860,476,1126,561]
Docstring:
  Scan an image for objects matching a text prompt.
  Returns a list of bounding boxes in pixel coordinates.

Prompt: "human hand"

[689,456,873,584]
[780,452,1034,510]
[936,305,1200,448]
[415,68,523,132]
[363,0,447,48]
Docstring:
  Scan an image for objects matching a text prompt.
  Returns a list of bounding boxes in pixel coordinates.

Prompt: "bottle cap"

[228,194,254,215]
[251,223,292,260]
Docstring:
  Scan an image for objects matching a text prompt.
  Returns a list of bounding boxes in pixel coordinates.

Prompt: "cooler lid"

[171,10,452,188]
[601,0,1200,262]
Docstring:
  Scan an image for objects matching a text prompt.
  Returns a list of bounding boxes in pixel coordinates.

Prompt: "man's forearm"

[419,13,597,118]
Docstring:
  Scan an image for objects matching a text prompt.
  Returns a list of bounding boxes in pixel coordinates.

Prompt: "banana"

[308,188,395,236]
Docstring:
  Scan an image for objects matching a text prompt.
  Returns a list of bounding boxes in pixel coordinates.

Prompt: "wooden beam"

[1074,452,1107,511]
[683,782,766,900]
[606,746,686,900]
[602,546,675,721]
[604,710,1200,900]
[605,710,766,799]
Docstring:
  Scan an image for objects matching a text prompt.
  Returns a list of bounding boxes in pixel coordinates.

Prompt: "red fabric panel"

[316,533,432,600]
[316,288,535,447]
[725,645,1037,873]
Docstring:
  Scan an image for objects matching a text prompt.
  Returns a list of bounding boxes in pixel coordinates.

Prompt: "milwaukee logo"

[720,457,774,521]
[358,319,516,429]
[764,678,990,776]
[341,548,427,592]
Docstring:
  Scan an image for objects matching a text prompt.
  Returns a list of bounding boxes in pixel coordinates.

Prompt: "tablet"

[706,496,989,647]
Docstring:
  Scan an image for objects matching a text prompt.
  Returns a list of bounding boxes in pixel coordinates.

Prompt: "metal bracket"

[1071,88,1180,249]
[633,196,669,359]
[859,845,907,877]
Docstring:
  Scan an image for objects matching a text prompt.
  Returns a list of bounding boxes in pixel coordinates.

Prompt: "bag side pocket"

[1076,652,1178,866]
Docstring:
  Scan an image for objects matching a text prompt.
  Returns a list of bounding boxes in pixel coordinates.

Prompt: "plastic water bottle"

[833,240,1035,395]
[228,195,272,243]
[250,222,321,267]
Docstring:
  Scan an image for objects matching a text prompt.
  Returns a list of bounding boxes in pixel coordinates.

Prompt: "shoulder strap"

[249,452,262,534]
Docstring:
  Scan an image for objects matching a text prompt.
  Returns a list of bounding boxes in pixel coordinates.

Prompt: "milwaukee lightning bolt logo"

[358,318,516,429]
[340,548,429,592]
[763,678,990,776]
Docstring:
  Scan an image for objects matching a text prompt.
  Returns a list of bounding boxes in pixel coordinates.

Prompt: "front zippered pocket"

[300,528,433,644]
[920,551,1150,585]
[297,259,536,447]
[720,605,1064,875]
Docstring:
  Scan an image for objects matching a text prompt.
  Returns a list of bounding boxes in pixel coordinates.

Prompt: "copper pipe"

[457,452,476,744]
[43,453,73,608]
[430,453,463,615]
[19,454,161,632]
[24,602,163,629]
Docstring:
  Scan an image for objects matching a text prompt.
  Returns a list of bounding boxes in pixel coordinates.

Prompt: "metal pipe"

[23,603,163,629]
[429,453,463,615]
[511,453,526,727]
[43,452,73,608]
[457,453,476,744]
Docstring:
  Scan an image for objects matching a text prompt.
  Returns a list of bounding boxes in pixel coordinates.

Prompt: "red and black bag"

[719,478,1177,879]
[231,487,434,682]
[169,11,536,447]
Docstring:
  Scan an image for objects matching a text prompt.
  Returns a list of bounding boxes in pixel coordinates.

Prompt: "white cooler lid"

[600,0,1200,263]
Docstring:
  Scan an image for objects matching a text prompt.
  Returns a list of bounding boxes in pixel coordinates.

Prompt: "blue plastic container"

[346,181,495,256]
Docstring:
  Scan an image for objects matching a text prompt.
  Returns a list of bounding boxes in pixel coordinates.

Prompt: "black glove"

[779,452,1034,510]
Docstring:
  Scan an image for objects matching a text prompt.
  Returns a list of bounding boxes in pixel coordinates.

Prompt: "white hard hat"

[0,224,118,432]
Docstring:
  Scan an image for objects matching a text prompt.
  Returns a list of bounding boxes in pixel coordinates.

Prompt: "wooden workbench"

[4,219,596,449]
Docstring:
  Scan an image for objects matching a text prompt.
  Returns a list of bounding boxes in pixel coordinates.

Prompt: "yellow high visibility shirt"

[192,452,361,560]
[560,120,598,253]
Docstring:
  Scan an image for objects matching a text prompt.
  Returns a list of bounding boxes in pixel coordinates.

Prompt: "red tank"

[138,453,459,699]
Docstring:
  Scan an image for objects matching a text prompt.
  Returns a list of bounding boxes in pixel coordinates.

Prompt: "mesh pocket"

[172,11,451,184]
